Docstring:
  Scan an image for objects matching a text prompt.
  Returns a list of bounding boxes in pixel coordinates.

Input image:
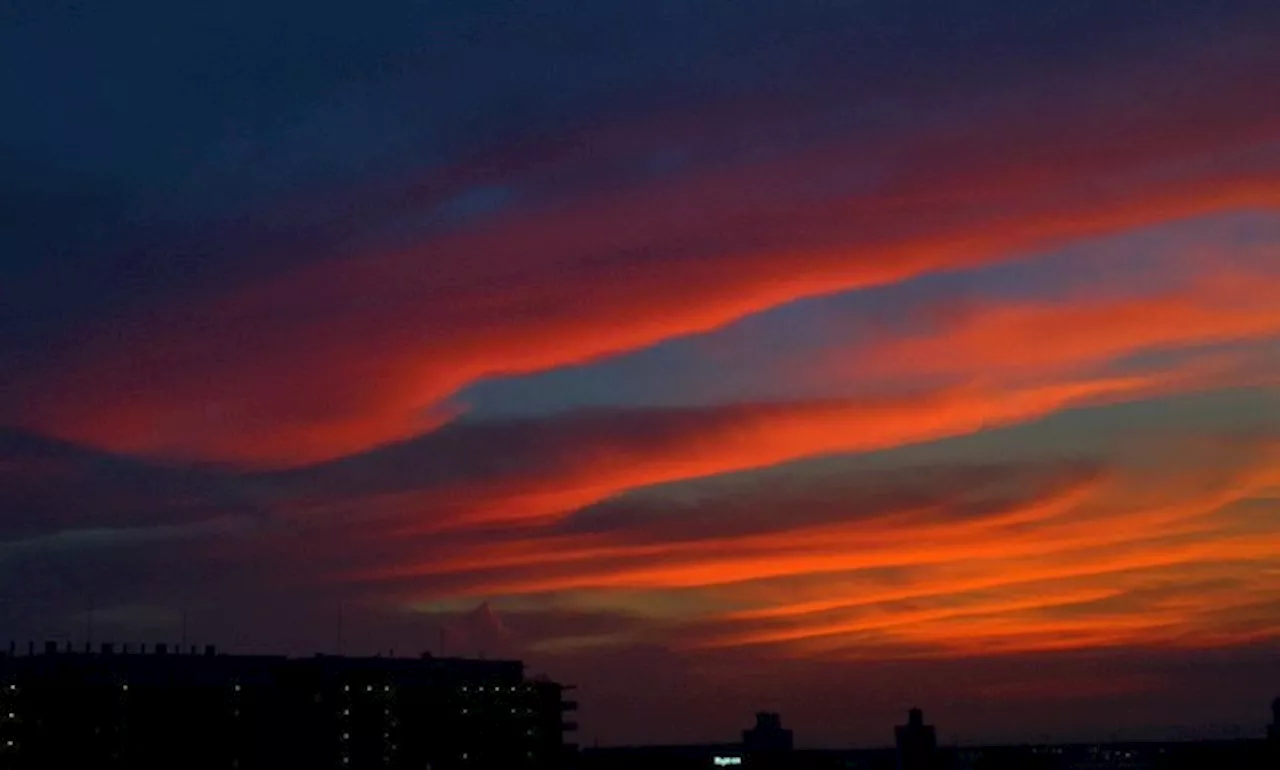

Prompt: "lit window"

[234,685,241,692]
[122,684,129,691]
[344,685,350,692]
[343,709,350,716]
[366,685,372,692]
[342,733,349,740]
[383,685,390,692]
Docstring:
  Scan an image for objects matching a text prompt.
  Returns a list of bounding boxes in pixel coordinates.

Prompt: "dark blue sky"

[2,0,1280,746]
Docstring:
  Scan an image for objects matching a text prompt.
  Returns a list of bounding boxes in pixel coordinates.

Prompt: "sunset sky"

[2,0,1280,748]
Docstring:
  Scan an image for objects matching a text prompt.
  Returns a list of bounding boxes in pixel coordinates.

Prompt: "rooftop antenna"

[337,601,345,656]
[85,596,95,650]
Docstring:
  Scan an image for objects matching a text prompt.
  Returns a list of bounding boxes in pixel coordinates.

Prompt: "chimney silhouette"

[895,708,938,770]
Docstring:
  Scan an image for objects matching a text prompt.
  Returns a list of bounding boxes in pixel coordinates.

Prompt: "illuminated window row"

[460,685,527,693]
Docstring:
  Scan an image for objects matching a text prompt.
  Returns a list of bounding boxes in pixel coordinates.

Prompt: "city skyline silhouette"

[2,0,1280,754]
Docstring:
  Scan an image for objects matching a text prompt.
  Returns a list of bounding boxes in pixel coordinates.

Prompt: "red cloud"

[343,440,1280,659]
[9,49,1280,465]
[291,375,1163,536]
[847,269,1280,380]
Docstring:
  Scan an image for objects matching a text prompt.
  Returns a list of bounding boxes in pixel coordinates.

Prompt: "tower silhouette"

[895,708,937,770]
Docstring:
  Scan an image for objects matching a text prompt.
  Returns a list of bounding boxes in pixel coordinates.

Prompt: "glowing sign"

[713,757,743,767]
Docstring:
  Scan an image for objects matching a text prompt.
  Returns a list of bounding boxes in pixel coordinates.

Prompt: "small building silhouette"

[743,711,793,752]
[894,708,937,770]
[1269,696,1280,743]
[1267,696,1280,770]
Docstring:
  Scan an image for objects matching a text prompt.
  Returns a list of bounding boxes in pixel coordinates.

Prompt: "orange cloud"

[332,435,1280,659]
[354,375,1157,533]
[849,270,1280,380]
[292,340,1269,548]
[9,81,1280,465]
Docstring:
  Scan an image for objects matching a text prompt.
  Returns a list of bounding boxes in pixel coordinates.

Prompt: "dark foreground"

[580,739,1279,770]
